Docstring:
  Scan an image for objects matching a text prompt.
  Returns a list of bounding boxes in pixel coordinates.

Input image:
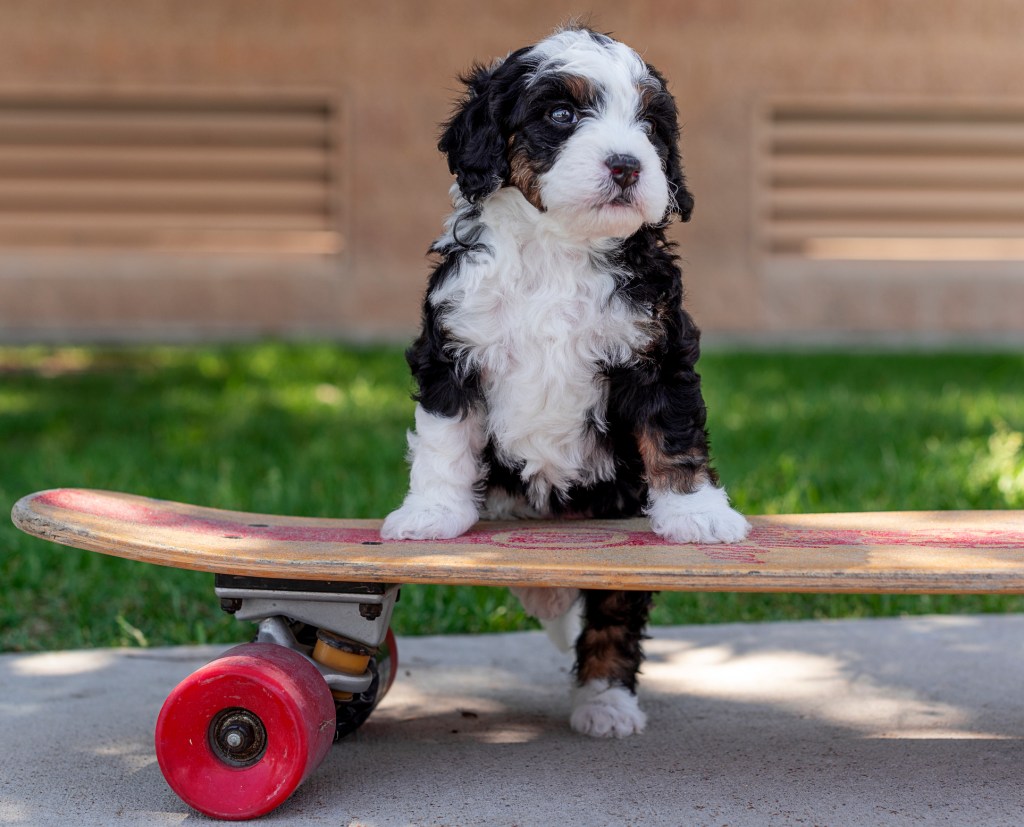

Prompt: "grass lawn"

[2,343,1023,652]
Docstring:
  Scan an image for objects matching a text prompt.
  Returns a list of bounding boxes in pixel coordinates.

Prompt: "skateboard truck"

[213,573,400,703]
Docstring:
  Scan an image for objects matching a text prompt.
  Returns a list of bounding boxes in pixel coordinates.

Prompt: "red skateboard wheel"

[381,628,399,696]
[331,628,399,740]
[155,643,335,820]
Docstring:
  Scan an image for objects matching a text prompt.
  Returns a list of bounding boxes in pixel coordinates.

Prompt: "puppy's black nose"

[606,154,641,189]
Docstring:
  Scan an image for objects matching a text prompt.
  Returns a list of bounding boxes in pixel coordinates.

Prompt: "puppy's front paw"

[380,495,478,540]
[647,484,750,544]
[571,680,647,738]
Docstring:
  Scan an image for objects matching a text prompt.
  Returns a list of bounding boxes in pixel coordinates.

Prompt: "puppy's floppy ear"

[665,143,695,223]
[438,61,511,204]
[646,65,695,223]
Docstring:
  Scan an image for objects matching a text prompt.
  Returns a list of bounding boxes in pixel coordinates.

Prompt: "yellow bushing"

[313,637,371,702]
[313,639,372,675]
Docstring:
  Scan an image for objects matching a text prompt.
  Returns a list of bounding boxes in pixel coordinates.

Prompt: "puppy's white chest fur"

[431,192,650,505]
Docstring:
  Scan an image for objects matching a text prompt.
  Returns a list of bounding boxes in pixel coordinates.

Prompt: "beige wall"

[1,0,1023,342]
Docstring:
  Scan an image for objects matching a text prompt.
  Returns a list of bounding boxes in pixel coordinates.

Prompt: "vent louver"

[759,100,1024,260]
[0,91,341,254]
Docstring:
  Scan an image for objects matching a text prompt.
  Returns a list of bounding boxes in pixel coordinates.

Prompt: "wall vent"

[758,99,1024,260]
[0,90,341,254]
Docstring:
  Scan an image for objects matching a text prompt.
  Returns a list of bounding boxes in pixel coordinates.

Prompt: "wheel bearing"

[209,707,268,768]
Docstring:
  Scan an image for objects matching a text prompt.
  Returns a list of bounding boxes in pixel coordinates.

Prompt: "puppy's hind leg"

[570,589,653,738]
[510,586,583,653]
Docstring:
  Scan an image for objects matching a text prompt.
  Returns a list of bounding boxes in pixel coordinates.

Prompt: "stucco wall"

[1,0,1022,342]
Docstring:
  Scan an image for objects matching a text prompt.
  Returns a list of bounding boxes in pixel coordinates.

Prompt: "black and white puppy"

[382,26,750,737]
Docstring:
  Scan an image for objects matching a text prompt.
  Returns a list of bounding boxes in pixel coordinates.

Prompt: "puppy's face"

[439,28,693,241]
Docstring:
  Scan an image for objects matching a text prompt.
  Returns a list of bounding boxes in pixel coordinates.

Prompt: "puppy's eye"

[640,117,657,135]
[549,106,578,126]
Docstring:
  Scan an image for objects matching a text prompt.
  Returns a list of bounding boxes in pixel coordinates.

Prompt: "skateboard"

[11,487,1024,820]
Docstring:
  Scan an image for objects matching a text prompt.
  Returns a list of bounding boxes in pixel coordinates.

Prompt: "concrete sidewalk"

[2,615,1022,826]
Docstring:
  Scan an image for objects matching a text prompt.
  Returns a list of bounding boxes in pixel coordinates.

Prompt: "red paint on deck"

[34,490,1024,564]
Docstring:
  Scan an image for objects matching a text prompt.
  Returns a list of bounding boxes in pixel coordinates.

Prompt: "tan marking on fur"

[576,626,635,684]
[636,426,712,494]
[508,136,544,211]
[562,73,598,108]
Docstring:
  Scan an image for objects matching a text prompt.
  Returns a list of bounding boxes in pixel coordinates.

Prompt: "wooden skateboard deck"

[11,488,1024,593]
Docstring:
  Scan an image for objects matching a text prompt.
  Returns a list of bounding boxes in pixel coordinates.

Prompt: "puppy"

[382,26,750,737]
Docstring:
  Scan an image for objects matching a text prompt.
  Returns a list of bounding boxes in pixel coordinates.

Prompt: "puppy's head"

[439,27,693,240]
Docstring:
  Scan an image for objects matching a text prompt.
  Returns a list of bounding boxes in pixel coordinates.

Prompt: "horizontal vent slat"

[0,111,328,148]
[770,121,1024,155]
[0,227,341,254]
[765,155,1024,188]
[0,179,330,212]
[771,100,1024,123]
[766,220,1024,244]
[0,146,329,179]
[768,188,1024,220]
[0,212,331,230]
